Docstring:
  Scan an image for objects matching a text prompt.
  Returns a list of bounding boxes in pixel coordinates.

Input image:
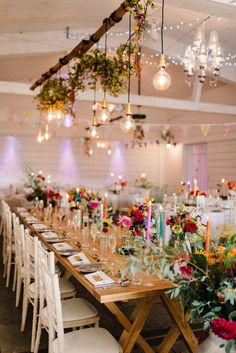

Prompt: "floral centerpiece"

[159,234,236,352]
[25,170,47,205]
[109,180,127,195]
[135,175,152,189]
[126,203,155,238]
[67,187,101,217]
[166,207,205,248]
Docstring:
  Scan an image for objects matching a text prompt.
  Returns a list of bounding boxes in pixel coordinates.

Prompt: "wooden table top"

[15,209,173,304]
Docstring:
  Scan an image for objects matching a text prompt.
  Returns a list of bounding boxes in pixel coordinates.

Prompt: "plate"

[58,250,77,257]
[47,238,65,243]
[77,264,102,273]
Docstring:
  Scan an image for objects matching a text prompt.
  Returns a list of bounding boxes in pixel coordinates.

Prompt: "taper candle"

[146,201,152,241]
[205,216,210,253]
[103,192,108,218]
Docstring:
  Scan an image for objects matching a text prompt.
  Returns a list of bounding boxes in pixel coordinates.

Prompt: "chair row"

[0,201,122,353]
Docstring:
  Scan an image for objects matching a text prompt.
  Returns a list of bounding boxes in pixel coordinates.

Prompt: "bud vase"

[196,330,232,353]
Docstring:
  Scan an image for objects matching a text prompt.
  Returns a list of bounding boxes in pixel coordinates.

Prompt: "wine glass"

[90,222,98,253]
[142,248,154,287]
[38,200,44,219]
[108,234,117,254]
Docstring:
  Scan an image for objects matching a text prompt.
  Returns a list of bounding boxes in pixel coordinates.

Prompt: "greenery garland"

[34,77,75,114]
[34,0,156,112]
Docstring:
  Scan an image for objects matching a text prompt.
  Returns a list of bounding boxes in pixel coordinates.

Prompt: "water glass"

[100,236,109,263]
[81,226,89,249]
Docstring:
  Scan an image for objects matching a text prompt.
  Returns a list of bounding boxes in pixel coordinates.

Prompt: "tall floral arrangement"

[25,170,47,203]
[159,235,236,352]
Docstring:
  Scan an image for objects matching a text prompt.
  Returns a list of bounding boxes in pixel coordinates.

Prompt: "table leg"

[105,296,156,353]
[160,295,198,353]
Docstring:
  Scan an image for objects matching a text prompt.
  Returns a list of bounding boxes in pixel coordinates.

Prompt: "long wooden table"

[15,209,199,353]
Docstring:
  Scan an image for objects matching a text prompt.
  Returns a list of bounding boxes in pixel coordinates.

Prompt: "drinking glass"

[90,222,98,253]
[108,233,117,254]
[143,252,154,287]
[100,236,109,263]
[81,226,89,249]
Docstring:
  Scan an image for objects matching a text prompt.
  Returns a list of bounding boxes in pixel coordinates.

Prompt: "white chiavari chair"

[14,222,26,307]
[41,259,122,353]
[34,241,99,353]
[3,204,15,288]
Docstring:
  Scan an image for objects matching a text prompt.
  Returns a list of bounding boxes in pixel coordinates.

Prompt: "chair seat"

[41,298,98,326]
[51,327,122,353]
[29,278,75,299]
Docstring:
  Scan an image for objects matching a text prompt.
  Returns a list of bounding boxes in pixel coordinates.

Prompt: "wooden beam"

[1,81,236,116]
[30,2,128,91]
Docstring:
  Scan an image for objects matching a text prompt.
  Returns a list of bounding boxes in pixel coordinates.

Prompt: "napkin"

[52,242,73,252]
[41,231,59,240]
[68,252,91,267]
[84,271,115,287]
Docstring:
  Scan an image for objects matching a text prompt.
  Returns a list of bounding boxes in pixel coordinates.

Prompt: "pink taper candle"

[146,201,152,241]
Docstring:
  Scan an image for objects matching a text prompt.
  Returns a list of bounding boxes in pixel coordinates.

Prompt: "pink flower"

[88,200,100,209]
[211,318,236,340]
[179,263,193,280]
[118,215,133,228]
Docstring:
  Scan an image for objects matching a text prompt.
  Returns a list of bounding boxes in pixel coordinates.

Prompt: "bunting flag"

[200,124,210,137]
[223,124,230,136]
[23,111,30,120]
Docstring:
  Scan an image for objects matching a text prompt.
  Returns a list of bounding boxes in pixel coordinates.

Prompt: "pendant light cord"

[161,0,165,55]
[104,19,108,98]
[128,13,131,103]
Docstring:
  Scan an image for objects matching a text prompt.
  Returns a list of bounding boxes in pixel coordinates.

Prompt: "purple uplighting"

[109,142,126,177]
[64,114,73,128]
[0,136,22,187]
[57,138,79,185]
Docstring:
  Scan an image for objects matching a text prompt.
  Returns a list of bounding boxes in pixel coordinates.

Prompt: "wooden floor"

[0,235,203,353]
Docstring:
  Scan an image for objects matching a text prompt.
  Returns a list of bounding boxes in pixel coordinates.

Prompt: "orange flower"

[227,248,236,259]
[207,253,217,266]
[215,246,225,254]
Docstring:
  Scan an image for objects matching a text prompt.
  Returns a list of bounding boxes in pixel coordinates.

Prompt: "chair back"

[41,259,64,353]
[24,230,39,295]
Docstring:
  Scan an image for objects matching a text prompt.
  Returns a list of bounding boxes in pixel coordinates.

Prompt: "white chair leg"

[30,298,38,352]
[34,318,42,353]
[6,256,12,287]
[15,276,22,307]
[21,293,29,332]
[12,264,17,292]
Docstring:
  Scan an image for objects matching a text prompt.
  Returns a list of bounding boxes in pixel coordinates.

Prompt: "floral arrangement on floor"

[166,207,205,247]
[159,234,236,352]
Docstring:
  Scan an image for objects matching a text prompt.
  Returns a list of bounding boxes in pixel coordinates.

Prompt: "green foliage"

[34,77,74,113]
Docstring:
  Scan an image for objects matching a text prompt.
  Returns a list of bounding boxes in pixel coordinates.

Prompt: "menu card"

[68,252,91,267]
[84,271,115,287]
[52,242,73,252]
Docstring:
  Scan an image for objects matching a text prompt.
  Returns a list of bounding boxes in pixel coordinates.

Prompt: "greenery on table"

[159,234,236,352]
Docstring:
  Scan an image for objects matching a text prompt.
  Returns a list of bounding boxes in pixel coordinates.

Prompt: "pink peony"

[118,215,133,228]
[211,318,236,340]
[88,200,100,209]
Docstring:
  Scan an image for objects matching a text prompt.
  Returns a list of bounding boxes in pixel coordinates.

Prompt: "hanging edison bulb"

[153,54,171,91]
[97,98,111,124]
[44,124,50,141]
[88,114,99,139]
[120,103,136,133]
[37,129,44,143]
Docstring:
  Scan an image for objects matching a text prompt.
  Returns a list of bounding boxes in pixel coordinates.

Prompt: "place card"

[84,271,115,287]
[68,252,91,267]
[52,242,73,252]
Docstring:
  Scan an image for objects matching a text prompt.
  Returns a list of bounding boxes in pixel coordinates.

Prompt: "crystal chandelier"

[183,23,225,86]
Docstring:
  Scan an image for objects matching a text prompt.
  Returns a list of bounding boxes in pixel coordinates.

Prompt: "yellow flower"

[227,248,236,259]
[194,250,206,256]
[215,246,225,253]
